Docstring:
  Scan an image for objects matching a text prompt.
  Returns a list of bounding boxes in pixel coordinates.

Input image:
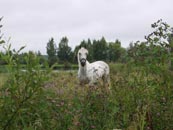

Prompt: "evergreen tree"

[108,39,122,62]
[73,45,81,63]
[46,38,57,66]
[86,38,93,62]
[57,37,72,63]
[93,37,108,61]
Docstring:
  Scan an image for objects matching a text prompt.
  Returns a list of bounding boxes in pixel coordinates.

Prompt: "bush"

[0,42,60,129]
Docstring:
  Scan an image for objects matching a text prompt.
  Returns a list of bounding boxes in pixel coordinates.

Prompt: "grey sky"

[0,0,173,54]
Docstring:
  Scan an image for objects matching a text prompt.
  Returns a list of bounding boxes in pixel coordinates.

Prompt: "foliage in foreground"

[0,49,173,130]
[0,19,173,130]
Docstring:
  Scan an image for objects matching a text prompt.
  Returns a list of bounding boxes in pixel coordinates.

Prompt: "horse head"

[78,47,88,67]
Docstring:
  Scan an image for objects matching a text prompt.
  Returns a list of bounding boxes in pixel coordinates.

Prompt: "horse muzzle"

[80,58,86,66]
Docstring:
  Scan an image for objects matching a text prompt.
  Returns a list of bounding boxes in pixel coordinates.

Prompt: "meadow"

[0,73,7,87]
[0,18,173,130]
[0,62,173,130]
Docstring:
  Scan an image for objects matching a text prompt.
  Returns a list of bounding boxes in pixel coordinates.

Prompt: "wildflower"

[91,125,96,129]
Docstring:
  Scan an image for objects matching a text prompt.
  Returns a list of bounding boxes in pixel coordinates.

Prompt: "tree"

[36,51,47,65]
[108,39,123,62]
[93,37,108,61]
[57,37,72,63]
[168,33,173,70]
[0,17,5,45]
[73,45,80,63]
[128,19,173,66]
[86,39,93,62]
[0,17,6,65]
[46,38,57,66]
[145,19,173,65]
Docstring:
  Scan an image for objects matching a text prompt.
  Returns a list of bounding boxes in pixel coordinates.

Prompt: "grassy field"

[0,63,173,130]
[0,73,8,87]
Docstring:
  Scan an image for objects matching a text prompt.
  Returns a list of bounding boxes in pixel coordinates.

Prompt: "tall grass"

[0,41,173,130]
[0,73,7,87]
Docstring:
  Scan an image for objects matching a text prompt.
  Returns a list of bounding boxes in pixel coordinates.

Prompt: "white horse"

[77,47,110,87]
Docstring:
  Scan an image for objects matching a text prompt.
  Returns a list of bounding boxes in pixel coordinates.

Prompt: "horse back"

[90,61,109,74]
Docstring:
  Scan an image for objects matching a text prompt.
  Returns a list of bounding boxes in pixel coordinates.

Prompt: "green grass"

[0,63,173,130]
[0,65,7,73]
[42,63,173,130]
[0,73,7,87]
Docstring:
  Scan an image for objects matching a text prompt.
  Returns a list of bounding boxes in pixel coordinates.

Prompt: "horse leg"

[103,74,110,93]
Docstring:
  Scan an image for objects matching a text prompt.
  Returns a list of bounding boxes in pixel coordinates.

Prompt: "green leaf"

[153,37,159,43]
[17,46,26,53]
[0,40,5,44]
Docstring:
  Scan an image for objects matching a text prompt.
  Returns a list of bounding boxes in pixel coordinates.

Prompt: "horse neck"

[79,61,89,76]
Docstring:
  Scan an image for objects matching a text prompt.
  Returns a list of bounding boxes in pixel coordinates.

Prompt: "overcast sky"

[0,0,173,54]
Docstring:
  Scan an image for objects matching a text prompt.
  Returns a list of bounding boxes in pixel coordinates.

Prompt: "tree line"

[46,19,173,68]
[46,36,126,66]
[1,18,173,69]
